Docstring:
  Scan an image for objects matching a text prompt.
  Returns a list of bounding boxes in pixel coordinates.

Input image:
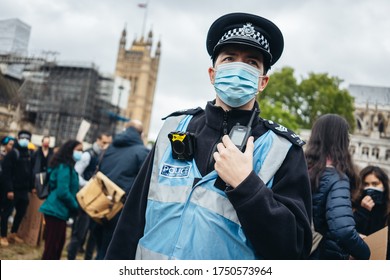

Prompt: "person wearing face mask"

[32,136,54,186]
[306,114,370,260]
[93,121,149,260]
[0,136,15,247]
[39,139,82,259]
[105,13,312,260]
[352,165,390,259]
[67,132,111,260]
[0,130,34,246]
[0,136,15,159]
[0,136,15,185]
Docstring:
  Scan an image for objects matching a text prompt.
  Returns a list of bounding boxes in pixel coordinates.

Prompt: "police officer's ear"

[258,75,270,92]
[208,67,216,85]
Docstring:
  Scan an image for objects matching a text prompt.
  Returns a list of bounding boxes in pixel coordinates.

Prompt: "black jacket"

[105,101,313,260]
[312,167,370,259]
[354,202,389,259]
[99,127,150,194]
[1,144,33,193]
[32,147,54,176]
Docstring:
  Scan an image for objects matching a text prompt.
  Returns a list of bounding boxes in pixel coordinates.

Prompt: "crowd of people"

[0,12,389,260]
[0,119,149,260]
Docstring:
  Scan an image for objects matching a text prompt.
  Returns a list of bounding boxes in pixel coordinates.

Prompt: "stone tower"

[115,27,161,141]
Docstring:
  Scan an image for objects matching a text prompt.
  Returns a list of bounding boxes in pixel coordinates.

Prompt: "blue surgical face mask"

[213,62,262,108]
[18,138,29,148]
[72,150,83,162]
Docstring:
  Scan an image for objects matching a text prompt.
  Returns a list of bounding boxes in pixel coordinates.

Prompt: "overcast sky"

[1,0,390,140]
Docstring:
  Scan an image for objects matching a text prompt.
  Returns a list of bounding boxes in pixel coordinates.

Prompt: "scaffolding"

[19,63,116,145]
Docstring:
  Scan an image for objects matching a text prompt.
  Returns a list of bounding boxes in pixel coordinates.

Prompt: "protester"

[0,135,16,247]
[306,114,370,260]
[1,136,15,159]
[67,132,111,260]
[39,140,82,260]
[94,120,149,259]
[32,135,54,181]
[352,165,390,259]
[0,136,15,180]
[0,130,33,246]
[105,12,312,260]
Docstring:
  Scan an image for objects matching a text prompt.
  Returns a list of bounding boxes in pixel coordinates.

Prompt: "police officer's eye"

[222,56,233,62]
[247,60,259,67]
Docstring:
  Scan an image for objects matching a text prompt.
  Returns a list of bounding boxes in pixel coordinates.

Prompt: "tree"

[258,99,300,131]
[258,67,355,131]
[299,73,355,130]
[258,67,301,131]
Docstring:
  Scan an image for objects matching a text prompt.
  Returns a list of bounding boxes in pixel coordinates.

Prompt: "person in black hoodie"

[0,130,33,245]
[353,165,390,259]
[93,120,149,259]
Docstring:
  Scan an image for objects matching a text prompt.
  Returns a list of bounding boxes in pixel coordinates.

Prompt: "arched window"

[362,146,369,156]
[362,147,370,156]
[372,147,380,159]
[386,150,390,161]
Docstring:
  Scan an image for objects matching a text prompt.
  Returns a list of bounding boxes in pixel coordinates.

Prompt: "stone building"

[115,27,161,140]
[349,84,390,174]
[300,84,390,174]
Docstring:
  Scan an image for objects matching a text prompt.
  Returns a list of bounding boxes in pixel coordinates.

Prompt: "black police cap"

[206,13,284,68]
[18,129,32,140]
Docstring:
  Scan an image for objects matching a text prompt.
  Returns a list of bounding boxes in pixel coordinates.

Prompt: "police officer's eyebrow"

[246,54,263,62]
[219,50,237,57]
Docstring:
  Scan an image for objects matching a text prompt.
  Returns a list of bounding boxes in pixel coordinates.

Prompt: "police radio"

[229,109,258,152]
[168,131,195,161]
[214,109,258,189]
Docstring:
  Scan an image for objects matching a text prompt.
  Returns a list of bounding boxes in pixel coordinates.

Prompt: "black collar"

[204,100,261,134]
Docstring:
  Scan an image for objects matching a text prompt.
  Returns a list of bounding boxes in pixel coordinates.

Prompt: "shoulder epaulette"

[162,107,204,120]
[263,119,305,147]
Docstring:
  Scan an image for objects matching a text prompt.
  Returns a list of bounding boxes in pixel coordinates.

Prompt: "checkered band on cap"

[218,23,270,52]
[18,133,31,139]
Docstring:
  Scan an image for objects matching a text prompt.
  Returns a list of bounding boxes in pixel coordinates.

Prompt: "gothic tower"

[115,27,161,141]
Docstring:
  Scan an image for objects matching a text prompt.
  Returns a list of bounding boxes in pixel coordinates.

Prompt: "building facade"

[115,28,161,140]
[300,84,390,174]
[349,84,390,174]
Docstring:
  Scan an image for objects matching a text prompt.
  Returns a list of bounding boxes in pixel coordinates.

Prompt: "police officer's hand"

[213,135,254,188]
[7,191,14,200]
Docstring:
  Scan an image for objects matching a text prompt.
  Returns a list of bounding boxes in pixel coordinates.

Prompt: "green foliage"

[257,67,356,131]
[259,99,300,131]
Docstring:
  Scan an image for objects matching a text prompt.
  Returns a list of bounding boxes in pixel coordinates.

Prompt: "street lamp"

[113,84,124,136]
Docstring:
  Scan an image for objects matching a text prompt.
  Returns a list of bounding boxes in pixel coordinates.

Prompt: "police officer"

[106,12,312,260]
